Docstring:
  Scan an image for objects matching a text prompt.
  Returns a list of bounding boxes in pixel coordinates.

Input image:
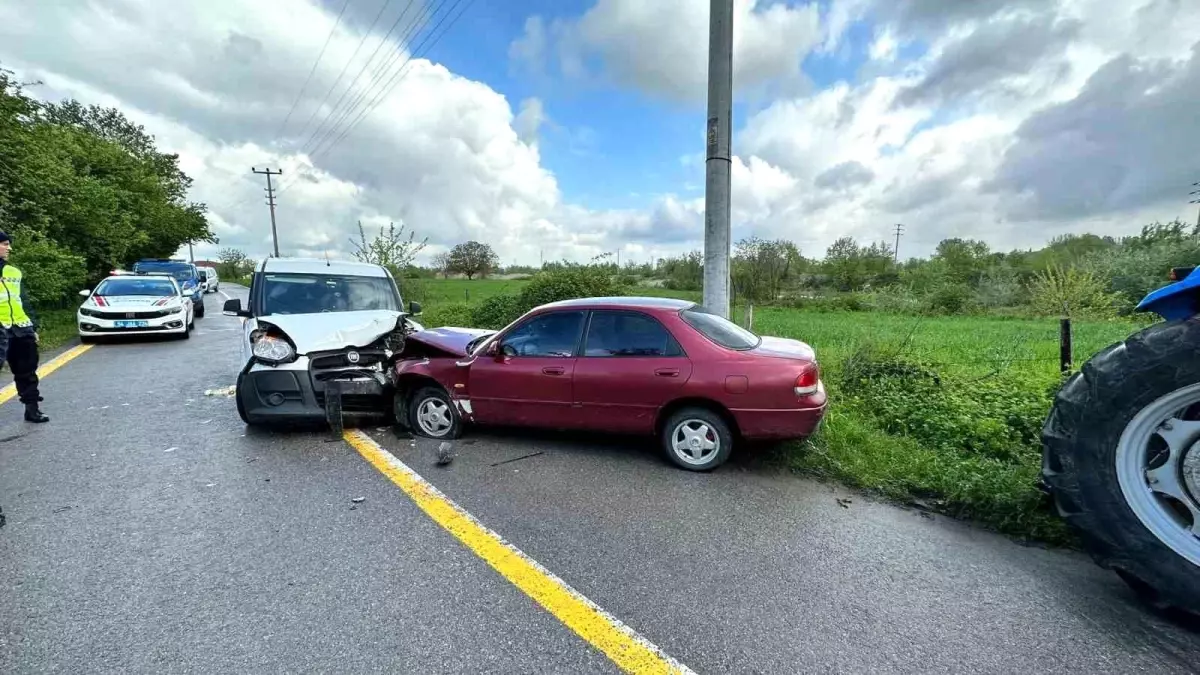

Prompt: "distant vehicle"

[77,272,194,342]
[223,257,422,430]
[197,266,220,293]
[131,259,205,317]
[392,297,828,471]
[1043,265,1200,617]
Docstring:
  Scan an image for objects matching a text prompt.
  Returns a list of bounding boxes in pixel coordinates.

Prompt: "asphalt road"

[1,285,1197,673]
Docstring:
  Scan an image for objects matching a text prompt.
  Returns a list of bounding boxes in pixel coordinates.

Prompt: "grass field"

[36,308,79,351]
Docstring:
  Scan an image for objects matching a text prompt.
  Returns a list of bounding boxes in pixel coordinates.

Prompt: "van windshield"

[260,273,401,315]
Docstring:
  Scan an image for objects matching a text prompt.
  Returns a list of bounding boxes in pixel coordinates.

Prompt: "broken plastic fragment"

[436,442,454,466]
[205,385,237,397]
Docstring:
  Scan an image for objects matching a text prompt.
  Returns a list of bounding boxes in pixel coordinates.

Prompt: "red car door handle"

[655,368,680,377]
[542,366,566,375]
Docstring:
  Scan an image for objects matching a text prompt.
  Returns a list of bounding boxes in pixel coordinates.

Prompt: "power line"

[294,0,422,158]
[274,0,353,139]
[310,0,475,164]
[290,0,396,146]
[270,0,449,197]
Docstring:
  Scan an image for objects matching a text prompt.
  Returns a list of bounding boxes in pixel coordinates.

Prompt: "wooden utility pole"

[252,166,283,257]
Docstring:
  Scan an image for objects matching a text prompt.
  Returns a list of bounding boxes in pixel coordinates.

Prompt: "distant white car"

[198,266,220,293]
[77,272,194,342]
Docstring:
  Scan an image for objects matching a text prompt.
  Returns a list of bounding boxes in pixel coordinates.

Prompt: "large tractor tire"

[1042,317,1200,616]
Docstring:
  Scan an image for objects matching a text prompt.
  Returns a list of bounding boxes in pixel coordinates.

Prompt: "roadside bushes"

[7,228,87,305]
[420,301,473,328]
[839,344,1051,464]
[800,341,1070,541]
[469,266,629,329]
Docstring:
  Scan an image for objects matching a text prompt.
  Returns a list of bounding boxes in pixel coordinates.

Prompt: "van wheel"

[662,407,733,471]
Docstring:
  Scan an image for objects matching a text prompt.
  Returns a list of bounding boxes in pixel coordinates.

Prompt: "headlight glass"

[252,334,295,362]
[167,306,183,314]
[79,308,97,318]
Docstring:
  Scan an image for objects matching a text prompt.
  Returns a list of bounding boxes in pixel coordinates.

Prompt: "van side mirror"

[409,300,423,316]
[223,298,249,317]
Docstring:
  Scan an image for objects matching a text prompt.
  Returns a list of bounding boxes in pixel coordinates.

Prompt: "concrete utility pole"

[893,223,904,262]
[188,240,194,263]
[252,166,283,257]
[703,0,733,318]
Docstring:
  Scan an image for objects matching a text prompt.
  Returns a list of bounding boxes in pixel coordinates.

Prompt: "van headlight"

[251,331,296,363]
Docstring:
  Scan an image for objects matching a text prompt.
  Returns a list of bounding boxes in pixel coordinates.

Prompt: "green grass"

[746,308,1138,542]
[36,308,79,351]
[401,277,530,305]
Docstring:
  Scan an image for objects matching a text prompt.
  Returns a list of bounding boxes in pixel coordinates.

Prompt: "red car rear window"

[680,308,761,350]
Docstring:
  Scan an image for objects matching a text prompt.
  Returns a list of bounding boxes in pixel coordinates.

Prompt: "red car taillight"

[794,362,820,397]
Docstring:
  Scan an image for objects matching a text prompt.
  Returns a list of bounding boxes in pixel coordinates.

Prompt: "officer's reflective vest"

[0,265,34,329]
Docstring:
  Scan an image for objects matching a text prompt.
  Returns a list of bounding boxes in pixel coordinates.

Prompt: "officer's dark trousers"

[0,329,40,404]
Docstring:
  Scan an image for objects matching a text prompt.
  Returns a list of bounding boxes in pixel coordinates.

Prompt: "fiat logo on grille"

[126,312,135,319]
[347,351,360,364]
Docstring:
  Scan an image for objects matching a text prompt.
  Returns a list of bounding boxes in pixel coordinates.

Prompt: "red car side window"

[500,311,585,357]
[583,311,683,357]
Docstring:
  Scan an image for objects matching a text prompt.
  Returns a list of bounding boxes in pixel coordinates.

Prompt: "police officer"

[0,232,49,423]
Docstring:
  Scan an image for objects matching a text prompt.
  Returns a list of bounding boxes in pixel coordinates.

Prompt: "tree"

[447,241,499,280]
[431,251,451,278]
[822,237,894,291]
[349,220,427,272]
[0,69,215,286]
[732,236,802,303]
[1026,264,1120,319]
[216,247,252,279]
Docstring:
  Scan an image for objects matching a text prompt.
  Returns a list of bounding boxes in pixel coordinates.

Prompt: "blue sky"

[426,0,878,212]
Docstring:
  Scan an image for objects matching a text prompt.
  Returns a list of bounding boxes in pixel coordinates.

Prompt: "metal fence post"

[1060,318,1073,374]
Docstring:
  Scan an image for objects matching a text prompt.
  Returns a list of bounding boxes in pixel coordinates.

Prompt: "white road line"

[218,289,231,301]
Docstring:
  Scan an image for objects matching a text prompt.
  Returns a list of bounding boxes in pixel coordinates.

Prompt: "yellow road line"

[0,343,93,406]
[343,429,694,675]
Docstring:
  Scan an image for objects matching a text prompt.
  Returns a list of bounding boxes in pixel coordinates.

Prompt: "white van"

[198,266,220,293]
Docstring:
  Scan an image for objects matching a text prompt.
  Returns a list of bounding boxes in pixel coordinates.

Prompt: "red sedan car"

[393,297,827,471]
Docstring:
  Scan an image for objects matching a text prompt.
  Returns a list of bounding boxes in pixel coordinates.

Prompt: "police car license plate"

[115,320,149,328]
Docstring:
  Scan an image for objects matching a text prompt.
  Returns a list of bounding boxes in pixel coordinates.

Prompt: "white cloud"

[0,0,704,267]
[5,0,1199,271]
[513,0,823,101]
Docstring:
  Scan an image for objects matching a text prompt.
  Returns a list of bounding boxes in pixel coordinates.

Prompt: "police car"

[77,271,195,342]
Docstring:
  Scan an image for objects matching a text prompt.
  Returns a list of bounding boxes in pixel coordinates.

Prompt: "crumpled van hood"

[261,310,402,354]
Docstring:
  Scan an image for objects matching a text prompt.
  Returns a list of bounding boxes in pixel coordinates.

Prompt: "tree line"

[0,69,214,305]
[647,222,1198,318]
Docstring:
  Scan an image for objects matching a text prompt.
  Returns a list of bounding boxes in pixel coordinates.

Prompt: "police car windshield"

[261,273,400,315]
[96,278,177,296]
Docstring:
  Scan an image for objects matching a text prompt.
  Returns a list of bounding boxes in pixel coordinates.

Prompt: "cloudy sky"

[1,0,1198,265]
